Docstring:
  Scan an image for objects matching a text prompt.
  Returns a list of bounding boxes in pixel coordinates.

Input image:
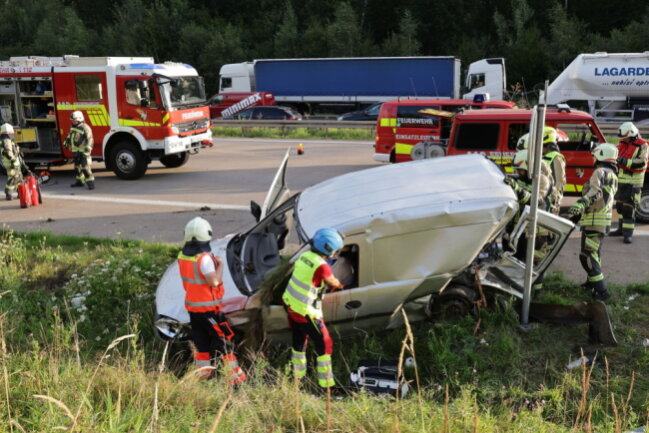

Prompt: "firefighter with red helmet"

[282,228,344,389]
[1,123,23,201]
[64,111,95,190]
[568,143,619,301]
[609,122,648,244]
[177,217,246,385]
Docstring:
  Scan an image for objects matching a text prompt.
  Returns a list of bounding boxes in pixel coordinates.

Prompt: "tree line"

[0,0,647,96]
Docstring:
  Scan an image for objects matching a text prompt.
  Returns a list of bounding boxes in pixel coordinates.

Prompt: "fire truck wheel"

[159,152,190,168]
[110,142,148,180]
[637,190,649,223]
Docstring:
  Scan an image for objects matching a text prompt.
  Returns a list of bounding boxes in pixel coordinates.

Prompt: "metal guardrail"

[211,119,375,130]
[210,119,649,138]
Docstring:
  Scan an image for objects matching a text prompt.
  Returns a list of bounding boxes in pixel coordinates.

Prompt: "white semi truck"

[541,52,649,123]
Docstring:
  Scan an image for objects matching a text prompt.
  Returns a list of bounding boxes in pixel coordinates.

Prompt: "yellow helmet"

[542,126,558,145]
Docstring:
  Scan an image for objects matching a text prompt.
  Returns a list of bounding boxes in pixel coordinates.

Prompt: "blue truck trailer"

[218,57,505,113]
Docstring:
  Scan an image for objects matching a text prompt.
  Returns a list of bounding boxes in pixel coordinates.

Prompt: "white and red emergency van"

[0,56,212,179]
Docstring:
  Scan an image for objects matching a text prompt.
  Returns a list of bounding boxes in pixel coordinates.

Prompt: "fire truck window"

[508,123,529,150]
[396,105,439,128]
[125,82,141,106]
[455,123,500,150]
[75,75,102,101]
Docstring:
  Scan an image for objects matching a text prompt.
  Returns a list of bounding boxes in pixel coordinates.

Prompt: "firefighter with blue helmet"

[282,227,344,389]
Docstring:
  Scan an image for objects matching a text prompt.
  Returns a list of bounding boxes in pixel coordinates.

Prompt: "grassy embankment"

[1,230,648,432]
[211,126,374,141]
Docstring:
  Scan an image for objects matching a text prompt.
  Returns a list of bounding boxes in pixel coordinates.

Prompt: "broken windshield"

[159,76,206,109]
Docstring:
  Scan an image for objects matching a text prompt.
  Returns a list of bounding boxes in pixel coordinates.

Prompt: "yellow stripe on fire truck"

[395,142,413,155]
[564,184,584,193]
[56,104,109,127]
[162,113,170,126]
[380,118,397,127]
[118,119,162,127]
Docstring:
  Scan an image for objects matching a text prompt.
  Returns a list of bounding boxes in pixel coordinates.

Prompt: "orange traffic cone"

[297,143,304,155]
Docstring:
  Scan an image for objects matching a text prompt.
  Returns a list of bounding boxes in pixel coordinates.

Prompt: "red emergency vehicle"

[409,107,609,194]
[207,91,275,119]
[0,56,212,179]
[373,98,516,163]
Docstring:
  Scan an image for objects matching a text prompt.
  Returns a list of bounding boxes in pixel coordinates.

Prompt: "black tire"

[109,141,148,180]
[636,190,649,223]
[427,285,478,322]
[159,151,190,168]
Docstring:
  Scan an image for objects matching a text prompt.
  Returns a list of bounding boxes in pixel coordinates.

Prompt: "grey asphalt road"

[1,137,378,242]
[1,138,647,286]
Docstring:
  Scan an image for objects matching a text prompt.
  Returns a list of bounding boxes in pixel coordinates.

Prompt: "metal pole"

[521,82,548,326]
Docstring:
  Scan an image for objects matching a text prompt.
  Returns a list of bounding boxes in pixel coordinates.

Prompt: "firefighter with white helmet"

[0,123,23,200]
[177,217,246,385]
[609,121,648,243]
[64,110,95,190]
[567,143,619,301]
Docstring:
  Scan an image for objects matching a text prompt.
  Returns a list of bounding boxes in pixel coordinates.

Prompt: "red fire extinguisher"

[18,181,32,209]
[26,174,41,206]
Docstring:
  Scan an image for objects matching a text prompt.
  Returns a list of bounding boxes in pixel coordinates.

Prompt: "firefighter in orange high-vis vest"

[177,217,246,385]
[282,228,344,389]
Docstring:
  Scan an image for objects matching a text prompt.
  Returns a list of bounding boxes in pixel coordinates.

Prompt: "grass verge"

[1,230,648,432]
[211,126,374,141]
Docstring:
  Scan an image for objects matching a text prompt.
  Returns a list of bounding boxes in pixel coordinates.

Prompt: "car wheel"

[160,152,190,168]
[427,285,478,322]
[110,141,148,180]
[636,189,649,223]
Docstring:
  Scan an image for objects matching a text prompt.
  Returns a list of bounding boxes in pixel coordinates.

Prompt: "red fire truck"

[0,56,212,179]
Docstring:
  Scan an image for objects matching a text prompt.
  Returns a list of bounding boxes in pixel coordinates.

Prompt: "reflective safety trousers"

[178,252,224,313]
[282,251,326,319]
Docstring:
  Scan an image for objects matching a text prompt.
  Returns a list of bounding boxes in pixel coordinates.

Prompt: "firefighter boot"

[591,281,611,302]
[70,180,84,188]
[222,353,246,386]
[86,181,95,190]
[5,191,11,201]
[194,352,215,380]
[623,235,632,244]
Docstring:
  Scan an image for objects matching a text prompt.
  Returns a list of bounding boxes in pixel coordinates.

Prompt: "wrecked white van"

[154,153,574,343]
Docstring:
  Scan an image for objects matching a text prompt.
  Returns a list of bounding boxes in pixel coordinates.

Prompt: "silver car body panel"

[154,154,571,341]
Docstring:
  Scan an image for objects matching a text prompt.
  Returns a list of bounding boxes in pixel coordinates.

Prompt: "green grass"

[1,230,648,432]
[212,126,374,141]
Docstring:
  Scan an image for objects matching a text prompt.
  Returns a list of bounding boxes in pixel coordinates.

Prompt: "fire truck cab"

[0,56,212,179]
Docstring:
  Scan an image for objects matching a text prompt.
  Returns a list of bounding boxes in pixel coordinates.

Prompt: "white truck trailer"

[541,52,649,123]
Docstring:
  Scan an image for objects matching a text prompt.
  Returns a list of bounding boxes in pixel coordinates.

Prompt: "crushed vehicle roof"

[296,154,518,236]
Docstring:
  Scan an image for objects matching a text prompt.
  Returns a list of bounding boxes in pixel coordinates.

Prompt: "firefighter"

[282,228,344,390]
[516,127,566,214]
[64,111,95,190]
[177,217,246,385]
[506,149,554,292]
[1,123,23,201]
[609,122,648,244]
[567,143,618,301]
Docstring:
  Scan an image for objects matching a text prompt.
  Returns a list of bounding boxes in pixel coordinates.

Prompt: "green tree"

[274,0,299,57]
[381,9,421,56]
[327,1,362,56]
[545,2,590,78]
[32,0,93,56]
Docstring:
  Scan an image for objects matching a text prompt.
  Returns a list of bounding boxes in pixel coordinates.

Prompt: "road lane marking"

[40,193,249,211]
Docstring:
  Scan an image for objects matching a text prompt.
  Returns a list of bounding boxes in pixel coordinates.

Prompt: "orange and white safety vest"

[178,252,224,313]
